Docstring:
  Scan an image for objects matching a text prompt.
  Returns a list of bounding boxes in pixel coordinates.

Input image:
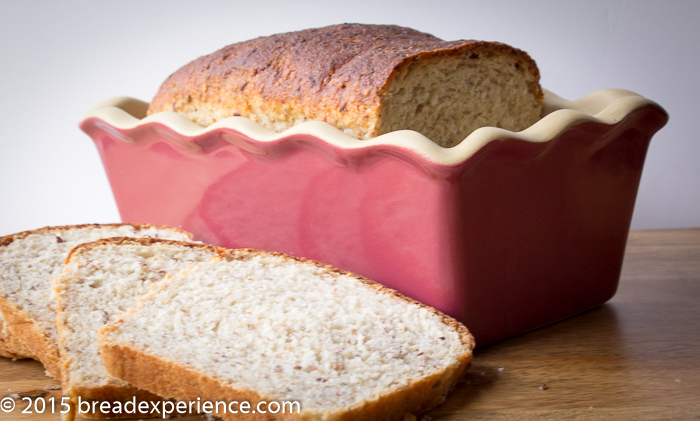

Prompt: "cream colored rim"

[82,89,662,166]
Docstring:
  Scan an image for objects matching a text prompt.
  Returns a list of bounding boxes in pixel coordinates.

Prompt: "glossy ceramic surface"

[81,89,668,346]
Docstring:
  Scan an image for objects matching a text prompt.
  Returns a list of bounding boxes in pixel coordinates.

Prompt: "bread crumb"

[97,249,474,418]
[498,367,505,372]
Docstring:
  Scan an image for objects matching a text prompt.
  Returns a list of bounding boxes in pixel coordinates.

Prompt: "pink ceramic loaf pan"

[81,89,667,346]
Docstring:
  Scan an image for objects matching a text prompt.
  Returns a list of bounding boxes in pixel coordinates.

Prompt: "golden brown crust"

[0,317,34,359]
[61,236,225,264]
[0,223,193,249]
[98,247,475,420]
[0,297,61,378]
[147,23,542,141]
[0,223,194,376]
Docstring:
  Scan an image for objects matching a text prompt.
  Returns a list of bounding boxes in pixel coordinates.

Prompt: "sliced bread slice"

[54,237,227,419]
[0,223,192,378]
[98,249,475,421]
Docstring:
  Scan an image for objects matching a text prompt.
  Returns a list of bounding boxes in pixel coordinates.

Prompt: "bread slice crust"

[0,313,35,359]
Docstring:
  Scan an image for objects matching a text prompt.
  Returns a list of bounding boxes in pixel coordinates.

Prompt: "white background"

[1,0,698,236]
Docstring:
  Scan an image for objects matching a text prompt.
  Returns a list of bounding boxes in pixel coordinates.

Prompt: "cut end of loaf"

[378,42,543,147]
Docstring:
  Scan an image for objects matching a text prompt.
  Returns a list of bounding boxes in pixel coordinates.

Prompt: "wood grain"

[1,229,698,420]
[427,228,700,420]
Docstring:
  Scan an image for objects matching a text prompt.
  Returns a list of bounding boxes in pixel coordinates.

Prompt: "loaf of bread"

[147,23,543,147]
[98,249,475,421]
[0,224,192,378]
[54,237,227,419]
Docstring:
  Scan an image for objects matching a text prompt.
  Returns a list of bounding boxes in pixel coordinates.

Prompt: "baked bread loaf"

[98,249,475,421]
[54,237,227,419]
[0,223,192,378]
[147,23,542,147]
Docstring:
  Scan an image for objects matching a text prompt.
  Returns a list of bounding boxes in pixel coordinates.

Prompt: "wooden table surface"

[2,229,699,420]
